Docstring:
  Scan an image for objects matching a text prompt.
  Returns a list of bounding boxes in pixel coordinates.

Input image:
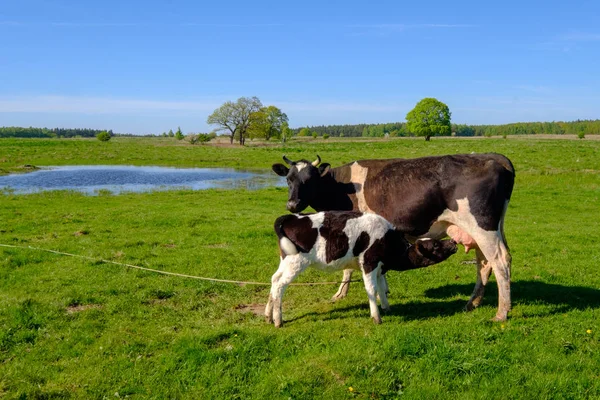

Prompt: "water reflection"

[0,165,285,195]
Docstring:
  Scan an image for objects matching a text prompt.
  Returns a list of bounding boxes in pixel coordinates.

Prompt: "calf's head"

[411,239,458,267]
[272,155,330,213]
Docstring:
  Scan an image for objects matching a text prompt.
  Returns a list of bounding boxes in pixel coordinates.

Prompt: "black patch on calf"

[363,237,386,274]
[353,232,370,256]
[319,212,362,263]
[274,215,318,254]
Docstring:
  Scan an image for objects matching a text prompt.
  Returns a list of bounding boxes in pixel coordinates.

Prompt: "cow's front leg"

[331,269,353,301]
[361,268,382,324]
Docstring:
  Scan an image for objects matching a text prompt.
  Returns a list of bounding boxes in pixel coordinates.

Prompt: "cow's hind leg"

[465,248,493,311]
[468,231,512,321]
[331,269,353,301]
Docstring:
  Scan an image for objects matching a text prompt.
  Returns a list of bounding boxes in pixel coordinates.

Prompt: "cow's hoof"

[464,299,482,312]
[492,314,508,322]
[265,315,273,324]
[372,316,382,325]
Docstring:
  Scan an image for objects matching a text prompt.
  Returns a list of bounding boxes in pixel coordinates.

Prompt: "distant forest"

[1,119,599,138]
[294,119,600,138]
[0,127,114,138]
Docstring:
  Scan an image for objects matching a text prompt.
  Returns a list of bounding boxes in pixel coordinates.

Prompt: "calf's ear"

[413,241,423,256]
[319,163,331,177]
[272,164,289,177]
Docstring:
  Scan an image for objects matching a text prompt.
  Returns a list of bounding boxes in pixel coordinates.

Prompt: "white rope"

[0,243,361,287]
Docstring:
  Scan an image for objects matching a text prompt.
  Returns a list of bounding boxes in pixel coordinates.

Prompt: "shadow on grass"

[286,280,600,323]
[425,280,600,313]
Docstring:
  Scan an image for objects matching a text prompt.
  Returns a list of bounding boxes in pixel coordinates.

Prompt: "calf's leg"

[331,269,353,301]
[266,256,308,327]
[361,268,382,324]
[377,272,389,311]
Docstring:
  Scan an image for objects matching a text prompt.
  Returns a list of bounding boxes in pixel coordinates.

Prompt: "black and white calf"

[265,211,457,327]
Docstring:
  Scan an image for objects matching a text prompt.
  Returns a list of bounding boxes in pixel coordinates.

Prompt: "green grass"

[1,137,599,399]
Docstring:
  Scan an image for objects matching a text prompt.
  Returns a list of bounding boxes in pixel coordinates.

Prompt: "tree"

[168,129,174,137]
[207,96,263,145]
[248,105,289,141]
[96,131,111,141]
[298,127,311,137]
[280,121,291,143]
[175,126,184,140]
[405,98,451,141]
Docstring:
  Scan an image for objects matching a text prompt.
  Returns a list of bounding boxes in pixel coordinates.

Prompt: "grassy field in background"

[1,137,599,399]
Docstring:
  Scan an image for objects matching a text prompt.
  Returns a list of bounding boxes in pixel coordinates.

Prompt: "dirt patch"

[66,304,102,314]
[235,303,265,316]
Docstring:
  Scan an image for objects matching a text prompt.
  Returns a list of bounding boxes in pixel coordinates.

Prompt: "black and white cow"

[265,211,458,327]
[272,153,515,321]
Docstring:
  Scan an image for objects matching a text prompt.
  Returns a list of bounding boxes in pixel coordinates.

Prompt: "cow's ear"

[272,164,289,177]
[319,163,331,177]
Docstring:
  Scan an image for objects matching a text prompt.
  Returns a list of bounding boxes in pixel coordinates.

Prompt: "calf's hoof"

[372,316,382,325]
[274,321,283,328]
[331,291,347,302]
[265,315,273,324]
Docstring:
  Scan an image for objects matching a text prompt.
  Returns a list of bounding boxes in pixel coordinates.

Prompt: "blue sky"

[1,0,599,134]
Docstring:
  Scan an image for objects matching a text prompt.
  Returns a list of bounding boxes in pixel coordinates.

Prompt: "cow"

[272,153,515,321]
[265,211,458,327]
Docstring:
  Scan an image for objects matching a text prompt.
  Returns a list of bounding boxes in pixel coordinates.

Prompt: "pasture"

[1,137,599,399]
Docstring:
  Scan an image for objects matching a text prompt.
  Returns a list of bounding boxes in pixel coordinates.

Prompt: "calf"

[265,211,457,327]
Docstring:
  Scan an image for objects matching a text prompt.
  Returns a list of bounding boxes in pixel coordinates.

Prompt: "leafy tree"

[406,98,452,141]
[96,131,111,141]
[298,127,311,137]
[168,129,174,137]
[248,105,288,140]
[207,96,263,145]
[280,121,291,143]
[175,126,184,140]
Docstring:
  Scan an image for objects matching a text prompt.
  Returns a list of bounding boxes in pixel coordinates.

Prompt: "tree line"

[294,119,600,138]
[0,127,114,138]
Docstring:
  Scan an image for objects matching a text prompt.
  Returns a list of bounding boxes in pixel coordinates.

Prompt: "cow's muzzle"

[286,200,305,213]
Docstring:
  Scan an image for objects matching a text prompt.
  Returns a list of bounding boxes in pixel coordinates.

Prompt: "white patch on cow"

[295,162,309,173]
[350,162,373,213]
[435,197,512,320]
[436,198,502,254]
[279,237,298,256]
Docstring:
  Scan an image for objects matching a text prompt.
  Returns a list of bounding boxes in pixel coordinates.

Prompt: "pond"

[0,165,286,195]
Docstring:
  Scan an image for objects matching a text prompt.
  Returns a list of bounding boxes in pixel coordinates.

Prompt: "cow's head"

[412,239,458,267]
[272,155,330,212]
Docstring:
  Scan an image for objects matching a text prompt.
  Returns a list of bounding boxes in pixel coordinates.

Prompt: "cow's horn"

[282,155,294,165]
[312,155,321,167]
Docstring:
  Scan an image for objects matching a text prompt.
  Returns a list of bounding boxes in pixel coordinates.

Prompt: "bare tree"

[207,96,263,145]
